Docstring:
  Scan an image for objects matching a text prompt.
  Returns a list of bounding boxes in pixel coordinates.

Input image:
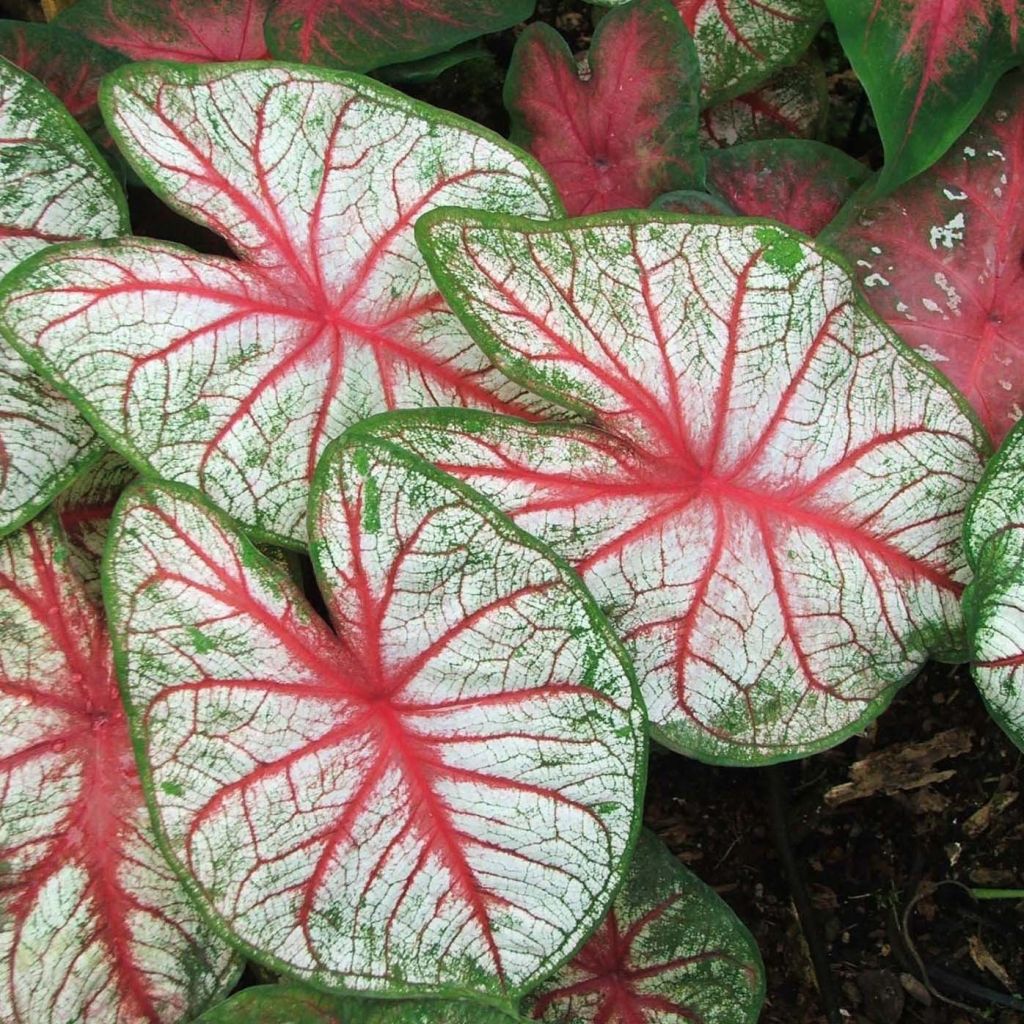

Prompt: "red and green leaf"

[0,512,238,1024]
[593,0,826,103]
[265,0,535,74]
[529,831,764,1024]
[963,418,1024,751]
[0,58,127,541]
[825,71,1024,443]
[696,140,869,235]
[825,0,1023,193]
[0,62,561,546]
[54,0,271,61]
[505,0,703,217]
[700,57,827,148]
[395,212,989,764]
[104,434,645,996]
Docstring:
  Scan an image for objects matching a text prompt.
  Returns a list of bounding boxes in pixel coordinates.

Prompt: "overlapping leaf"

[55,0,272,61]
[592,0,826,103]
[383,213,988,764]
[528,831,764,1024]
[0,512,238,1024]
[826,71,1024,443]
[964,418,1024,751]
[505,0,703,216]
[0,62,561,545]
[826,0,1022,193]
[104,435,645,996]
[0,58,126,541]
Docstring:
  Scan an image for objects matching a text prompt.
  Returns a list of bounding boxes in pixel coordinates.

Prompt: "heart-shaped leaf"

[0,58,126,541]
[0,21,126,148]
[104,434,645,996]
[0,62,561,545]
[55,0,272,61]
[265,0,535,74]
[528,830,764,1024]
[963,418,1024,751]
[0,511,239,1024]
[825,0,1022,194]
[397,212,988,764]
[505,0,703,217]
[825,71,1024,443]
[661,140,869,235]
[592,0,826,104]
[195,984,521,1022]
[699,57,827,148]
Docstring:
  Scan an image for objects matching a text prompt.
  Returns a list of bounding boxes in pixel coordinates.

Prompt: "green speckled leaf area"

[528,831,763,1024]
[196,984,525,1022]
[964,417,1024,751]
[104,432,645,998]
[401,212,989,764]
[0,511,238,1024]
[0,57,126,540]
[0,61,561,546]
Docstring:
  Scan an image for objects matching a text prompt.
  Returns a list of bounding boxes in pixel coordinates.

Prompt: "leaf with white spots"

[964,417,1024,751]
[0,511,239,1024]
[505,0,703,216]
[825,71,1024,443]
[528,830,764,1024]
[592,0,826,104]
[398,212,989,764]
[104,435,645,996]
[0,62,562,546]
[0,58,126,541]
[699,57,827,148]
[825,0,1022,193]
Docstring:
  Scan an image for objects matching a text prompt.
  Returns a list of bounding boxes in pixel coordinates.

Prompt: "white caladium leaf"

[0,511,239,1024]
[104,435,645,996]
[591,0,826,104]
[0,58,126,540]
[0,62,562,546]
[528,831,764,1024]
[963,418,1024,751]
[397,213,990,764]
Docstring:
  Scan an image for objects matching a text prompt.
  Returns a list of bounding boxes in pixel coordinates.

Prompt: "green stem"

[970,888,1024,901]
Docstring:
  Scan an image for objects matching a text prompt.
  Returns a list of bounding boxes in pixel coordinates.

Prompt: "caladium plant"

[103,430,646,998]
[826,71,1024,444]
[963,418,1024,751]
[505,0,703,216]
[0,510,239,1024]
[591,0,826,104]
[367,212,989,765]
[0,57,126,540]
[825,0,1023,194]
[528,831,764,1024]
[0,61,562,546]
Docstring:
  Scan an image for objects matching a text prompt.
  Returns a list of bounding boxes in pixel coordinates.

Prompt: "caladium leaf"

[54,0,272,61]
[697,140,869,235]
[592,0,826,104]
[504,0,703,217]
[195,984,520,1023]
[0,58,126,541]
[825,0,1022,194]
[699,57,827,148]
[0,62,561,545]
[528,830,764,1024]
[651,190,736,215]
[104,436,645,995]
[963,418,1024,751]
[825,71,1024,444]
[400,212,990,764]
[265,0,535,74]
[0,21,126,148]
[0,511,239,1024]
